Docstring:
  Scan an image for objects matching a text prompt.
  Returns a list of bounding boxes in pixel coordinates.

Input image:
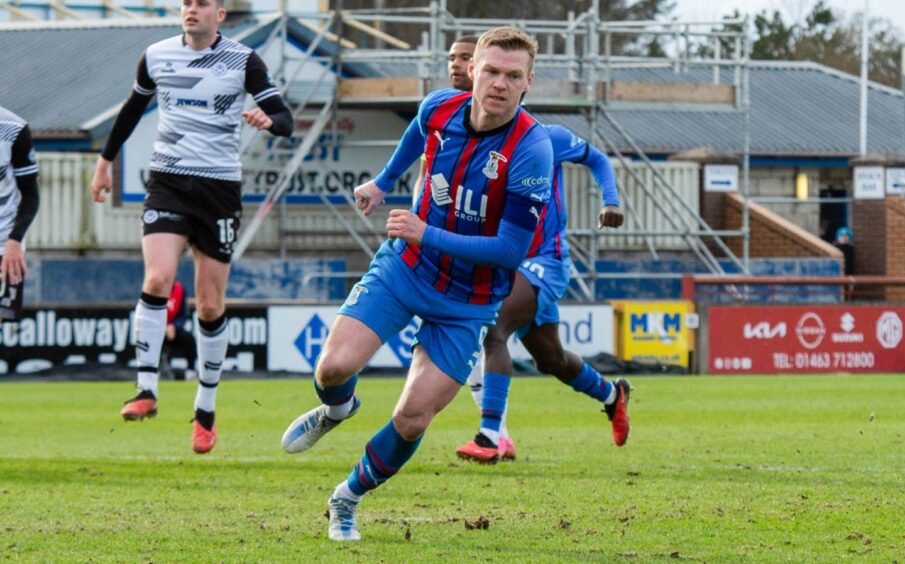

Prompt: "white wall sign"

[703,164,739,193]
[885,168,905,196]
[854,166,885,200]
[267,304,614,373]
[508,305,614,361]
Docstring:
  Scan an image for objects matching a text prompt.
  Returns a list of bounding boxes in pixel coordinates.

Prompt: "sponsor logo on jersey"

[433,130,450,151]
[432,173,488,221]
[521,175,549,187]
[212,62,228,77]
[454,187,487,221]
[431,173,452,206]
[175,98,208,109]
[160,62,176,73]
[143,210,159,224]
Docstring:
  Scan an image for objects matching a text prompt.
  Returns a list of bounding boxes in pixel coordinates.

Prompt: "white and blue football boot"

[327,496,362,541]
[281,396,361,454]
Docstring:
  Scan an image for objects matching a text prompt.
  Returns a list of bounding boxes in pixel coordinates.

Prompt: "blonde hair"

[474,27,538,72]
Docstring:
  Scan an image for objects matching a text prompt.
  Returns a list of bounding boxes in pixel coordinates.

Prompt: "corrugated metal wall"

[29,153,700,253]
[564,160,700,250]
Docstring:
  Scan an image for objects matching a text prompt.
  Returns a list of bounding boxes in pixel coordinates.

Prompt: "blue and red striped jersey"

[526,124,619,261]
[377,88,553,304]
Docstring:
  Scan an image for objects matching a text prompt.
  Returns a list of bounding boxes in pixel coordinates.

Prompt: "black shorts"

[0,271,24,321]
[143,171,243,263]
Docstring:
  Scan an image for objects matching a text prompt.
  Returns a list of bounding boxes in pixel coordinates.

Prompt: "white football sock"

[134,296,167,397]
[333,481,362,503]
[194,317,228,413]
[326,397,356,420]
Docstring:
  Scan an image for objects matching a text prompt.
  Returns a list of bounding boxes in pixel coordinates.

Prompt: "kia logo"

[743,322,786,339]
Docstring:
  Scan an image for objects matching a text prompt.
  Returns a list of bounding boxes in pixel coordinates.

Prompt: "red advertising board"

[708,306,905,374]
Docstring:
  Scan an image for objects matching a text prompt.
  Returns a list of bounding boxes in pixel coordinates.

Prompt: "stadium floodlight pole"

[858,0,869,156]
[232,102,333,261]
[742,23,751,274]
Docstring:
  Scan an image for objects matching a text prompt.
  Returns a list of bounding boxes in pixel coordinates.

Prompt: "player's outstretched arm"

[373,118,427,193]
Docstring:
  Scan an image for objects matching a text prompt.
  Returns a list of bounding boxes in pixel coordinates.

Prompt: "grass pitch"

[1,374,903,561]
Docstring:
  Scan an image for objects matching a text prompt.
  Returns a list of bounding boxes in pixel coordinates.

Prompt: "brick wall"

[852,200,887,275]
[724,193,843,261]
[886,198,905,301]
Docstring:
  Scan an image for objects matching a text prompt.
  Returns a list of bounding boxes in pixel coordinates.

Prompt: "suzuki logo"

[840,313,855,333]
[743,322,787,339]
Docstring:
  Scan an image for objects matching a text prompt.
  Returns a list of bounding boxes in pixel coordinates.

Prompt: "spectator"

[833,226,854,275]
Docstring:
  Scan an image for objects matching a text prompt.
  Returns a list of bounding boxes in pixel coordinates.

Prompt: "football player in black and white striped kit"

[0,106,39,322]
[91,0,292,453]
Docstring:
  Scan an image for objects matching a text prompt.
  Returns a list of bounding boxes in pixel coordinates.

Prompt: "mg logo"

[876,312,902,349]
[743,322,787,339]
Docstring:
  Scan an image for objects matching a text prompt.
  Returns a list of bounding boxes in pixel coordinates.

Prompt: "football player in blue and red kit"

[280,27,553,541]
[456,125,631,465]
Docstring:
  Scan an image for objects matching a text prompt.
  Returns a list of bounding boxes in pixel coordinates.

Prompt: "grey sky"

[671,0,905,33]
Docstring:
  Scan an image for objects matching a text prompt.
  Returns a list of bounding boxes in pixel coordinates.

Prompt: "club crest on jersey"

[143,210,159,224]
[346,284,368,306]
[482,151,507,179]
[212,62,229,77]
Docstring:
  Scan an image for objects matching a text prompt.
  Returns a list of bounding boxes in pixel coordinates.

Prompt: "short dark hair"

[451,35,479,46]
[475,27,537,72]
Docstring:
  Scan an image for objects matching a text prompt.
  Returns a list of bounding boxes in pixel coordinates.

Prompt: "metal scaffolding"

[2,0,752,293]
[232,0,752,297]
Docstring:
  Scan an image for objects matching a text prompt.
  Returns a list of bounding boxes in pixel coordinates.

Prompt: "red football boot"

[604,378,632,446]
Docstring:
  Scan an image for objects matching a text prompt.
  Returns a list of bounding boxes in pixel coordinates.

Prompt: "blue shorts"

[338,242,500,384]
[515,255,570,339]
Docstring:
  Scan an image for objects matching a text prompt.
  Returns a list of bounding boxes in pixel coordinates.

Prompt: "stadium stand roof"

[0,15,277,139]
[1,15,903,158]
[539,62,905,158]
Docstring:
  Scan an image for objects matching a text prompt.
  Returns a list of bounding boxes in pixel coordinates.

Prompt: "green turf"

[1,375,903,561]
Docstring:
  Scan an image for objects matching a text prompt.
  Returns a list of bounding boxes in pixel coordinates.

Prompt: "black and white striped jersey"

[137,33,281,181]
[0,106,38,247]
